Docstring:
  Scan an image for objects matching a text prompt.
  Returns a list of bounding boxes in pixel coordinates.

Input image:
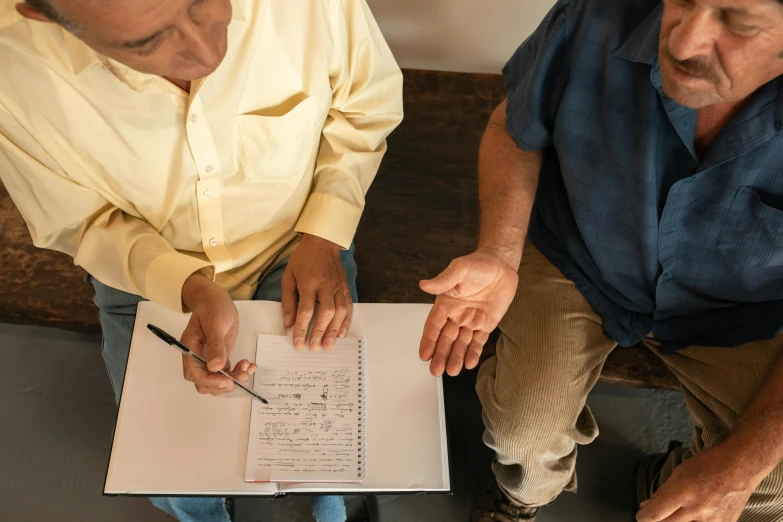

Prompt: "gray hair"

[25,0,78,31]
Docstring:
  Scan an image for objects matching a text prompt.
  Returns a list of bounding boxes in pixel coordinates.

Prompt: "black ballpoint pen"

[147,323,268,404]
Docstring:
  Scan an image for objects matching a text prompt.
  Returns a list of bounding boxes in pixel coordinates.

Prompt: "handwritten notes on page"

[245,335,366,483]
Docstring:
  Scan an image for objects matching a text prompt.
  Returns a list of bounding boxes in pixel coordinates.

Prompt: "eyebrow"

[116,28,168,49]
[113,0,206,49]
[722,6,757,17]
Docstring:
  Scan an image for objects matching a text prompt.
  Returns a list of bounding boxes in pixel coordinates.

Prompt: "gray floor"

[0,322,692,522]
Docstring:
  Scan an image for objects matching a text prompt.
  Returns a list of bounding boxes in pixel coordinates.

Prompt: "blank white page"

[246,335,365,483]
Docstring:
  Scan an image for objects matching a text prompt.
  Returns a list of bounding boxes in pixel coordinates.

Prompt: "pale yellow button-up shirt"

[0,0,403,311]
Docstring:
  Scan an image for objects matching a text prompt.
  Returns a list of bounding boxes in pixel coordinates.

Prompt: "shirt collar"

[612,2,663,65]
[63,0,248,76]
[63,29,102,75]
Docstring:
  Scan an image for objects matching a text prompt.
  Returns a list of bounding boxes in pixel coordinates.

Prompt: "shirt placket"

[186,95,232,272]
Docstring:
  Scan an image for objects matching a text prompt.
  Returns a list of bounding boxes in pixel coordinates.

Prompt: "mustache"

[663,47,720,85]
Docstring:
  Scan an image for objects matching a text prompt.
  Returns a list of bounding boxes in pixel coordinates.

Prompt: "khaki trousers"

[476,243,783,521]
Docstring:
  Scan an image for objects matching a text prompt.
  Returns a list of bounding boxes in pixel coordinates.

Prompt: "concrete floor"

[0,322,692,522]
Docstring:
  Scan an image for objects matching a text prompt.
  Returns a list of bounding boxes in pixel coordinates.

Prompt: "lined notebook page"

[245,335,366,483]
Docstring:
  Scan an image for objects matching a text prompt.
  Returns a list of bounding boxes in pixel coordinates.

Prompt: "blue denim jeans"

[90,246,358,522]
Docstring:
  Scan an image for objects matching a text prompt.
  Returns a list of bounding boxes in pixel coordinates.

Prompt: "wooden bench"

[0,69,679,391]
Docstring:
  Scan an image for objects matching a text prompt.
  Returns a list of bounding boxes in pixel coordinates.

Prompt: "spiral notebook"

[245,335,366,483]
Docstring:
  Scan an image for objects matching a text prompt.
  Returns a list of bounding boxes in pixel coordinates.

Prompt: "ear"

[15,3,55,23]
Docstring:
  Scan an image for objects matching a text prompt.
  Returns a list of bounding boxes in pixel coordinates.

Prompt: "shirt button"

[190,114,198,123]
[205,165,213,173]
[209,238,218,247]
[203,190,213,198]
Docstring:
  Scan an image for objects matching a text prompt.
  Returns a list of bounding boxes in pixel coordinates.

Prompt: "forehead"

[52,0,192,38]
[683,0,783,14]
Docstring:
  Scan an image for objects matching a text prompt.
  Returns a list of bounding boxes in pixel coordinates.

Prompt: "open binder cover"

[104,301,450,496]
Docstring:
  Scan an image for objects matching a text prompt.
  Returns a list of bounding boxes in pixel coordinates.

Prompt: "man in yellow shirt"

[0,0,403,520]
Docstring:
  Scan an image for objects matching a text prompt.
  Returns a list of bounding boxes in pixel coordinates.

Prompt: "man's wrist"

[717,436,777,490]
[299,233,341,253]
[476,240,524,271]
[181,271,213,310]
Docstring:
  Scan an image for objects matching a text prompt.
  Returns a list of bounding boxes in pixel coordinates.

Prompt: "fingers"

[339,290,353,338]
[183,354,233,393]
[429,320,460,377]
[180,310,244,395]
[465,330,489,370]
[309,290,336,351]
[658,511,692,522]
[636,493,684,522]
[185,358,257,396]
[292,286,316,350]
[204,335,228,372]
[181,318,232,391]
[281,270,298,329]
[289,275,351,350]
[445,327,473,376]
[420,303,449,363]
[637,507,690,522]
[419,259,467,296]
[226,359,257,387]
[322,289,351,349]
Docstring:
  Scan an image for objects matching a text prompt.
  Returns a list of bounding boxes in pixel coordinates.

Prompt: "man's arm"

[638,353,783,522]
[418,0,574,376]
[0,109,211,312]
[477,99,542,270]
[0,107,252,397]
[418,99,542,377]
[725,355,783,480]
[283,0,403,350]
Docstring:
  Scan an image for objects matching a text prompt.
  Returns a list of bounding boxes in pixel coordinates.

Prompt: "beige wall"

[367,0,555,74]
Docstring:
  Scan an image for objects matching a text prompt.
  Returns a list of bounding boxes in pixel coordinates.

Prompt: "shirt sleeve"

[503,0,576,151]
[0,107,212,312]
[294,0,404,249]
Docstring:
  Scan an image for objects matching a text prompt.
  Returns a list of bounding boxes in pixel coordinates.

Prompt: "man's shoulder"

[0,3,71,77]
[0,6,75,120]
[0,1,56,49]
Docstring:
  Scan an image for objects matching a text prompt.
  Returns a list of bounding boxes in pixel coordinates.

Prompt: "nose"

[668,7,719,62]
[178,21,223,71]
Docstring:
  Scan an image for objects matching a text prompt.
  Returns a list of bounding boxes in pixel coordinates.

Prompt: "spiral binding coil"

[357,339,367,480]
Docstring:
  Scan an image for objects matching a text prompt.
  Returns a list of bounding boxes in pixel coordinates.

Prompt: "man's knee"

[480,399,598,462]
[477,354,599,466]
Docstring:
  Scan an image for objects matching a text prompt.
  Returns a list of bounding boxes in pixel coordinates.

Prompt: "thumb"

[420,260,466,296]
[179,322,202,353]
[204,335,228,372]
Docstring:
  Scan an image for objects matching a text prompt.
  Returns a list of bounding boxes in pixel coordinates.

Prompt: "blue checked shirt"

[505,0,783,351]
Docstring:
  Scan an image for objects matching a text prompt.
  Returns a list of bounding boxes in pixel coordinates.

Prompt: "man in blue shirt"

[418,0,783,520]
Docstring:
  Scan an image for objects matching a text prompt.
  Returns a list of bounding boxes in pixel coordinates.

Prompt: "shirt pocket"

[237,96,320,183]
[718,186,783,267]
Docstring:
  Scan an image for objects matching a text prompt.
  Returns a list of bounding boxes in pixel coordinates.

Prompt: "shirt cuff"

[145,252,214,313]
[294,193,363,249]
